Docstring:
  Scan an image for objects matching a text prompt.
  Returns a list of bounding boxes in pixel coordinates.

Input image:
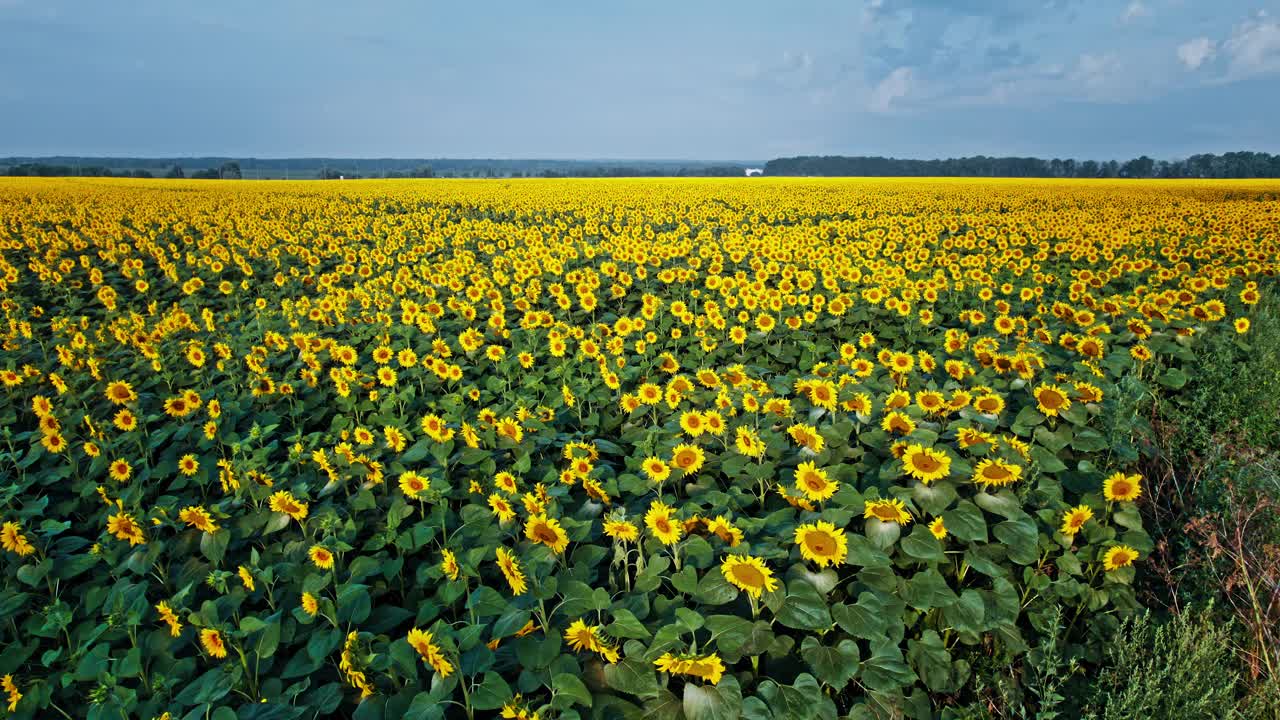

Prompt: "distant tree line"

[763,152,1280,178]
[2,161,242,179]
[2,163,156,178]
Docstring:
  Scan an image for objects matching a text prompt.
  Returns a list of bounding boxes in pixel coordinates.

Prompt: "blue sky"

[1,0,1278,159]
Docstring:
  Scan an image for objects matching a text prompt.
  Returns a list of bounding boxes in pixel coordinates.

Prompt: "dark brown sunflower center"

[912,454,941,473]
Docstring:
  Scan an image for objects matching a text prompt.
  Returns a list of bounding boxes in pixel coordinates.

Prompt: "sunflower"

[525,514,570,554]
[162,396,193,418]
[0,673,18,714]
[734,427,766,458]
[706,515,743,546]
[407,628,455,678]
[794,521,848,567]
[1,522,35,557]
[1033,384,1072,417]
[489,494,517,523]
[105,380,137,405]
[929,517,947,539]
[787,423,825,452]
[1059,505,1093,537]
[496,546,527,595]
[301,592,319,616]
[156,601,182,637]
[642,457,671,483]
[1103,545,1139,571]
[309,545,335,570]
[864,498,912,525]
[399,471,430,498]
[1234,318,1250,334]
[645,501,683,545]
[971,458,1022,488]
[603,519,639,543]
[901,444,951,484]
[563,619,620,663]
[973,393,1005,415]
[881,411,917,435]
[494,472,519,494]
[108,458,133,483]
[40,433,67,453]
[671,444,705,474]
[793,461,838,502]
[200,628,228,659]
[496,418,524,443]
[720,554,779,599]
[1103,472,1142,502]
[110,407,137,427]
[679,411,706,437]
[107,511,146,545]
[238,566,255,592]
[268,490,308,522]
[441,549,460,580]
[179,505,218,533]
[178,454,200,476]
[654,652,725,685]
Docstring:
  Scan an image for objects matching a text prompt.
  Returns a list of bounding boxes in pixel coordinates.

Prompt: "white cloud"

[1072,52,1122,89]
[1121,1,1149,23]
[1223,12,1280,77]
[868,67,913,111]
[1177,37,1215,70]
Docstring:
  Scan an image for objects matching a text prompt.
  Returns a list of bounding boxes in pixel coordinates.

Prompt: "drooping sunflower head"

[524,514,569,554]
[864,498,912,525]
[971,458,1022,488]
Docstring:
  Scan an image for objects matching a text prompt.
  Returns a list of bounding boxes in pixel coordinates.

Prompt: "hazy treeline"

[764,152,1280,178]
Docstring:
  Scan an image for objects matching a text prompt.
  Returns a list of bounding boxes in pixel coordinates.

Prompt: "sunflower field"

[0,177,1275,719]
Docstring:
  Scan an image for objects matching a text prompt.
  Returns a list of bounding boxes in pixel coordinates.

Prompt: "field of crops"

[0,177,1276,719]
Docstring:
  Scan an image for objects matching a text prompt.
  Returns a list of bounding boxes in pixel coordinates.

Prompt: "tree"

[164,165,185,179]
[219,162,242,180]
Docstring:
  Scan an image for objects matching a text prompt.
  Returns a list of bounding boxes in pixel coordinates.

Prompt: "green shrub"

[1084,607,1242,719]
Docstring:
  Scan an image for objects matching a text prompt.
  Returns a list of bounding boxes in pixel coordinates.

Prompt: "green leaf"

[608,609,652,640]
[993,518,1039,565]
[470,672,512,711]
[800,636,860,688]
[943,501,988,542]
[553,673,593,707]
[944,590,986,634]
[908,630,966,693]
[859,644,917,693]
[200,530,230,566]
[775,579,832,631]
[900,525,946,563]
[1030,445,1068,473]
[845,534,892,568]
[1070,428,1109,452]
[901,568,955,611]
[693,571,738,606]
[705,615,753,654]
[1157,367,1189,389]
[604,657,660,698]
[683,675,742,720]
[174,667,234,705]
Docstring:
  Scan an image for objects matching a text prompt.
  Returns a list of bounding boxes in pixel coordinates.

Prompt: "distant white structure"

[745,168,764,176]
